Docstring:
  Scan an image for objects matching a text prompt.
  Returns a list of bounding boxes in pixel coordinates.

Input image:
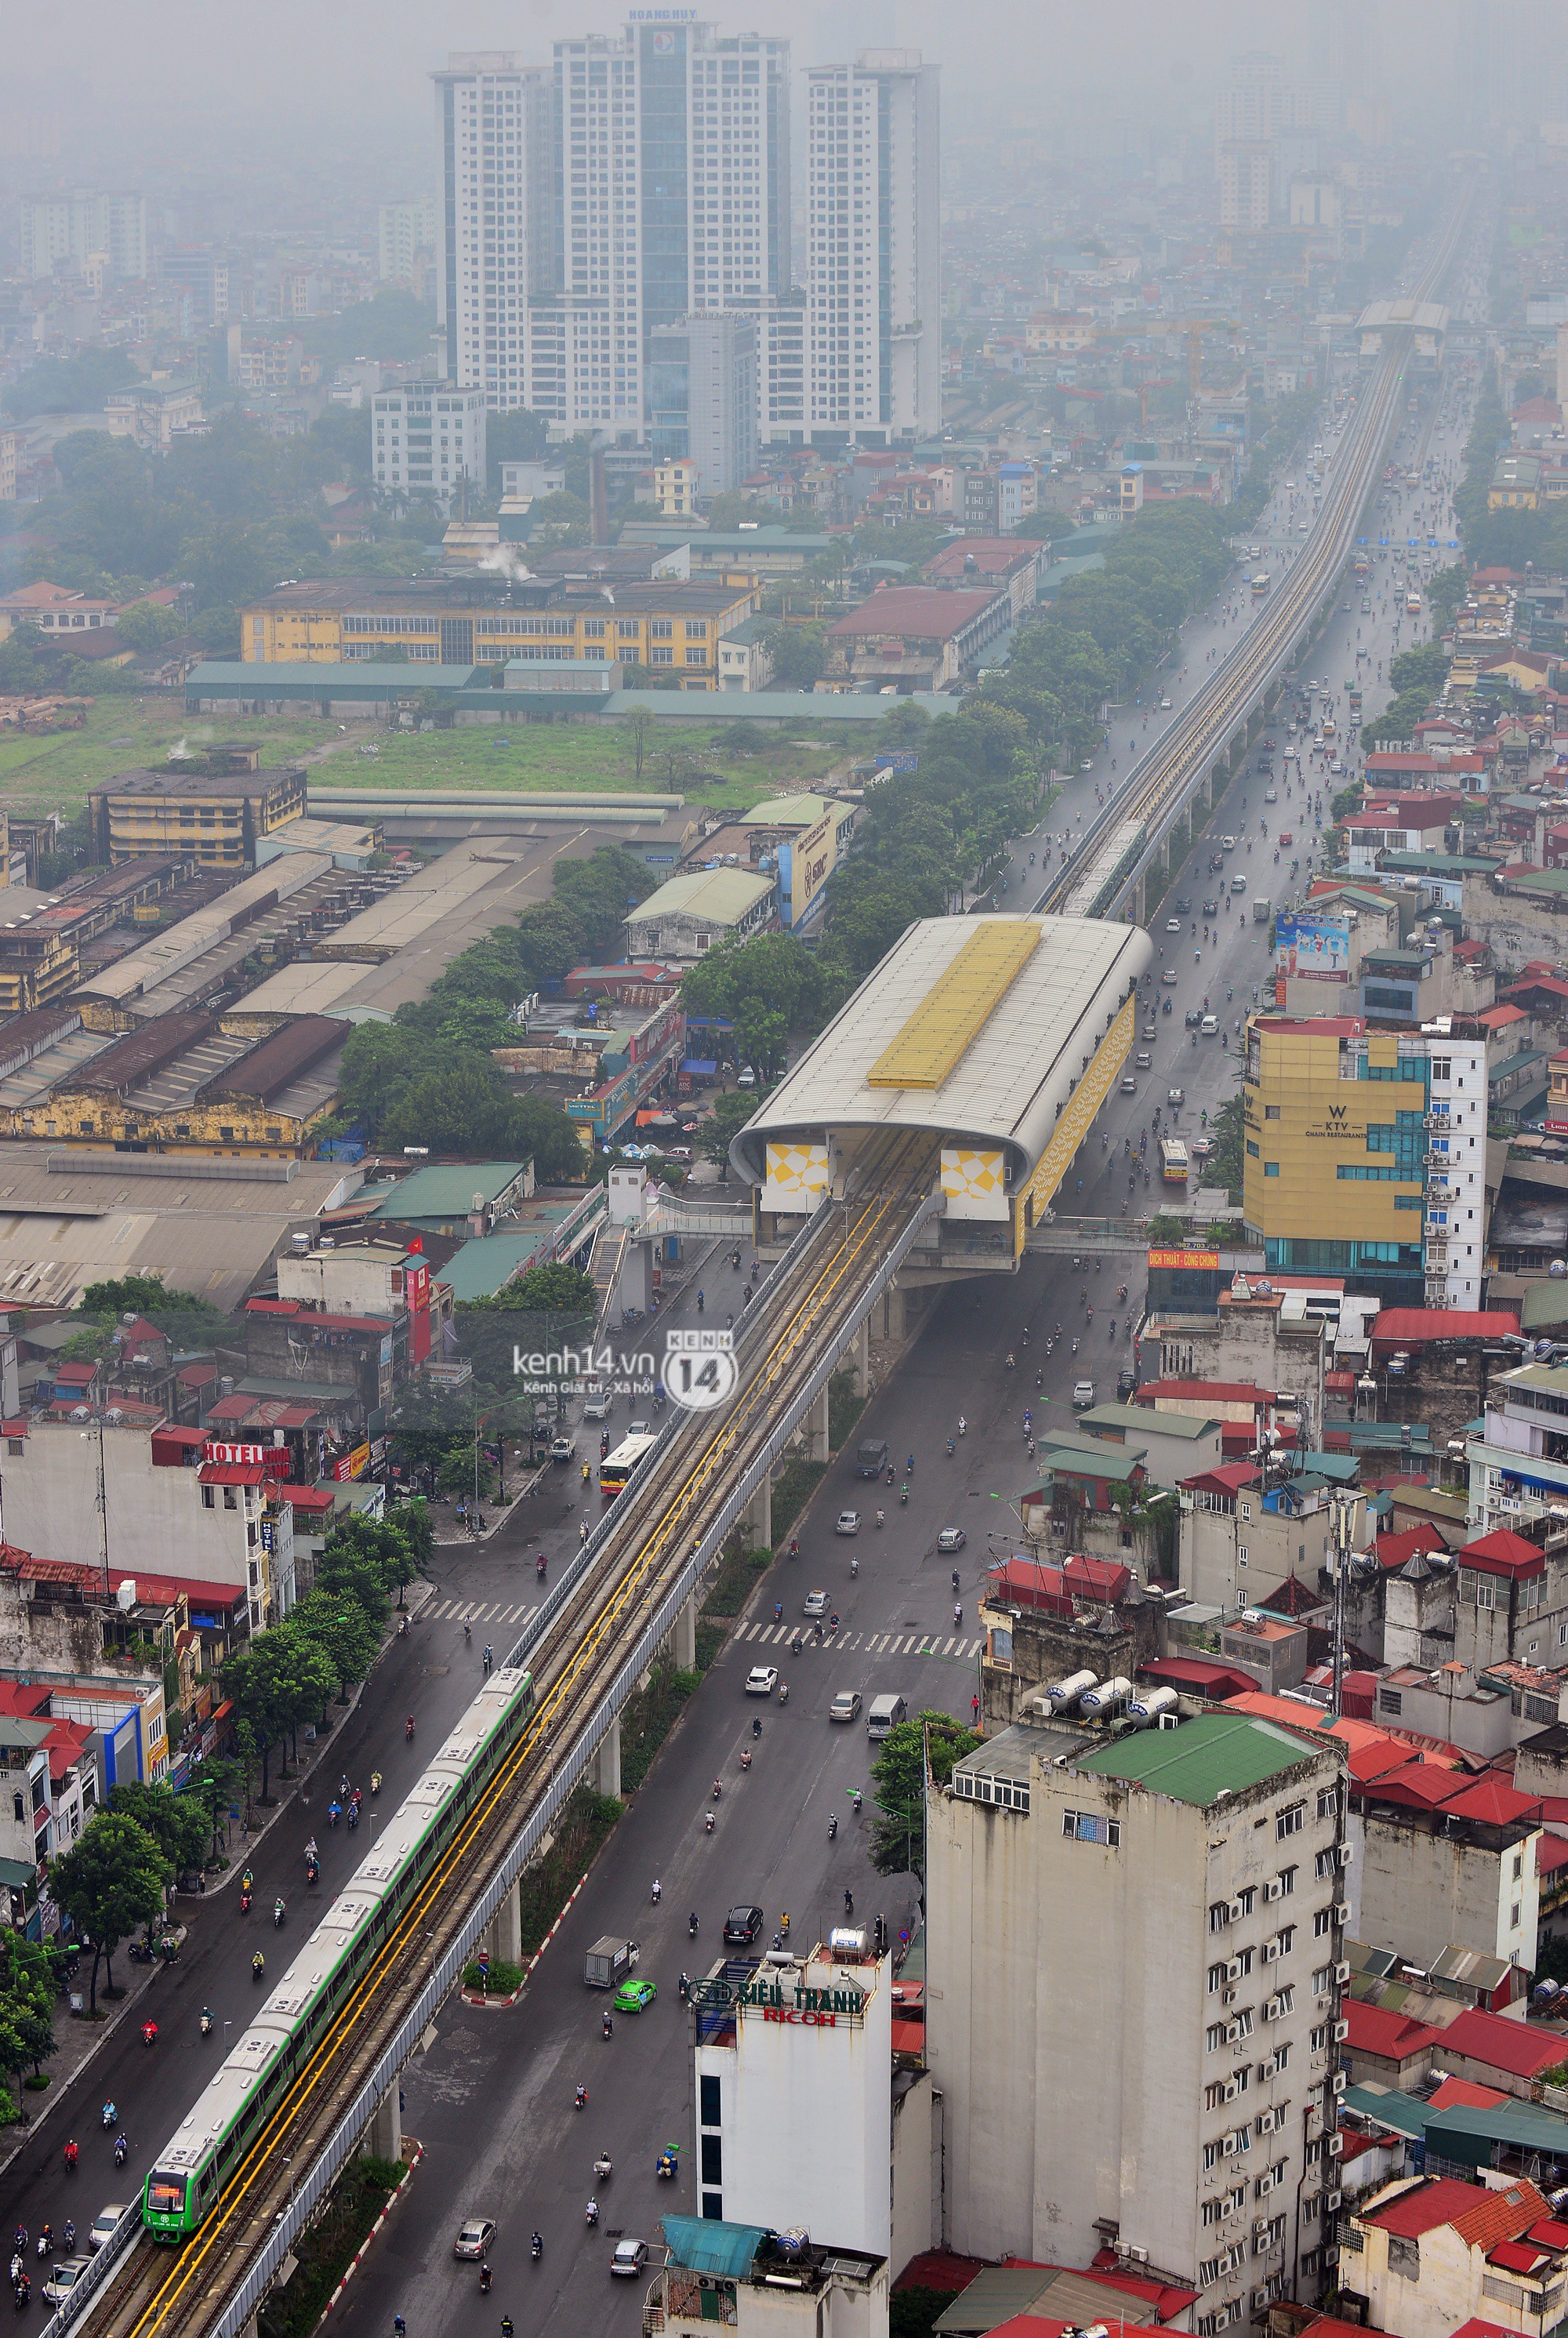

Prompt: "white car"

[1072,1379,1097,1410]
[612,2239,650,2278]
[88,2207,130,2254]
[1164,917,1182,934]
[43,2260,91,2308]
[803,1588,829,1617]
[1159,695,1172,709]
[835,1510,861,1537]
[745,1665,779,1697]
[1220,835,1236,851]
[937,1527,967,1552]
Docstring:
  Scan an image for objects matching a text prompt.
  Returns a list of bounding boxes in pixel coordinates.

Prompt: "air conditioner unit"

[1225,2078,1243,2102]
[1264,1939,1283,1962]
[1334,1902,1351,1925]
[1332,2071,1347,2094]
[1224,2133,1240,2156]
[1229,1897,1247,1922]
[1228,2020,1245,2043]
[1227,1957,1244,1982]
[1265,1995,1283,2020]
[1327,2133,1343,2158]
[1334,1960,1351,1983]
[1124,2246,1149,2264]
[1324,2245,1341,2268]
[1327,2190,1343,2213]
[1338,1842,1354,1865]
[1264,1878,1284,1903]
[1334,2018,1349,2042]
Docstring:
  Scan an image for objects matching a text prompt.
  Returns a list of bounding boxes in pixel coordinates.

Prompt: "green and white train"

[143,1665,535,2242]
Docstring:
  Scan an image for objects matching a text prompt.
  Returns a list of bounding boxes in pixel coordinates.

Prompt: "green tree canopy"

[292,1586,383,1703]
[108,1780,208,1879]
[868,1712,979,1879]
[51,1811,171,2010]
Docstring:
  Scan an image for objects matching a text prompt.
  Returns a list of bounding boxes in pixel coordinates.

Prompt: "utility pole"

[1330,1491,1351,1721]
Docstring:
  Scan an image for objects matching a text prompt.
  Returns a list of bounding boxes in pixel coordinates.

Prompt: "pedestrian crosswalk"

[738,1621,982,1660]
[426,1597,538,1625]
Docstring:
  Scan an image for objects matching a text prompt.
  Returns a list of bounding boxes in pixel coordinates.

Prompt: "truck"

[584,1936,639,1990]
[1254,896,1272,924]
[855,1437,889,1479]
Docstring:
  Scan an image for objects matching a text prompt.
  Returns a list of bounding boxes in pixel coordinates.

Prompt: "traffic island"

[256,2137,421,2338]
[459,1955,526,2008]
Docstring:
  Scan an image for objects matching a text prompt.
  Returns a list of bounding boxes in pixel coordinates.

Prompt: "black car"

[1173,896,1192,915]
[1185,1007,1202,1028]
[724,1904,764,1947]
[1202,899,1220,917]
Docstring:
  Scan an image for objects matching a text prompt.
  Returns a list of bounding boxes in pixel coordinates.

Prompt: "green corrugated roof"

[1073,1711,1322,1809]
[1077,1402,1219,1439]
[437,1225,564,1302]
[661,2215,764,2278]
[1427,2099,1568,2151]
[1341,2083,1428,2137]
[365,1163,530,1220]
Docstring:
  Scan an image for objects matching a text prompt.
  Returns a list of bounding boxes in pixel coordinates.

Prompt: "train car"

[143,1665,535,2241]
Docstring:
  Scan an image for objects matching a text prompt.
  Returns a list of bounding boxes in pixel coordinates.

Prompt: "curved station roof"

[730,913,1152,1193]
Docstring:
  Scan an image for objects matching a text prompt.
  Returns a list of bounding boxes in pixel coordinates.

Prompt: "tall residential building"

[927,1710,1348,2323]
[648,310,757,496]
[432,54,554,413]
[804,51,940,445]
[378,199,439,285]
[1214,52,1319,227]
[371,387,487,507]
[19,191,147,281]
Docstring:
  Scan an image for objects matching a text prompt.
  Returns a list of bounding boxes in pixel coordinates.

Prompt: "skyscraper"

[19,191,147,282]
[804,51,940,444]
[432,54,553,412]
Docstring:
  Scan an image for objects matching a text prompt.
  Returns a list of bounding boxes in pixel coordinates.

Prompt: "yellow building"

[1242,1015,1429,1301]
[241,579,760,689]
[89,761,307,869]
[1489,454,1541,510]
[654,457,698,517]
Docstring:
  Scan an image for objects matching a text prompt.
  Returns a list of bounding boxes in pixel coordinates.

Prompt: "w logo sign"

[1326,1105,1348,1124]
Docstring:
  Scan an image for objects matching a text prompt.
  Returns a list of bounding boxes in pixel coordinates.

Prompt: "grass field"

[0,692,865,816]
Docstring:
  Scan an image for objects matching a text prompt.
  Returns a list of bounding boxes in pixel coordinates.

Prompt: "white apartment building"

[927,1710,1348,2329]
[19,191,147,281]
[1218,143,1273,232]
[1422,1020,1486,1310]
[804,51,940,445]
[433,53,553,412]
[372,387,487,506]
[379,199,439,285]
[1465,1360,1568,1537]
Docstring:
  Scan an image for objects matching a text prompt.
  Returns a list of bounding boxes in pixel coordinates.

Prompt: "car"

[87,2208,129,2256]
[1173,896,1192,915]
[1120,1073,1137,1094]
[1279,830,1294,848]
[582,1383,611,1421]
[1200,1015,1218,1036]
[803,1588,829,1617]
[666,1145,693,1163]
[835,1509,860,1537]
[1191,1136,1214,1158]
[1142,1019,1157,1040]
[1080,758,1094,771]
[1221,835,1236,851]
[455,2218,497,2261]
[612,2240,650,2279]
[724,1904,764,1946]
[736,1065,757,1089]
[1161,968,1178,986]
[1165,917,1182,934]
[1072,1379,1097,1409]
[1361,598,1372,614]
[745,1665,779,1697]
[1202,899,1220,917]
[1265,787,1279,804]
[43,2260,91,2308]
[1330,757,1345,775]
[1185,1007,1202,1029]
[1168,1087,1185,1107]
[829,1690,862,1723]
[1208,852,1225,873]
[614,1975,658,2014]
[1341,600,1351,612]
[1159,695,1172,709]
[550,1434,576,1465]
[1134,1049,1152,1069]
[936,1527,967,1556]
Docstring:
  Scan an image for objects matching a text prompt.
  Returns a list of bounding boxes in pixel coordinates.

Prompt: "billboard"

[1276,916,1349,981]
[763,1141,829,1214]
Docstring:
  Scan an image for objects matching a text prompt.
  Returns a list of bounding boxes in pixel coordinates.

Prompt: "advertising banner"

[1276,917,1349,980]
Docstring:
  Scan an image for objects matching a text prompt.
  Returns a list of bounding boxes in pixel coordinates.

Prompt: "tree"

[79,1272,211,1317]
[624,706,654,784]
[50,1813,170,2012]
[108,1781,207,1883]
[869,1712,979,1880]
[113,598,183,654]
[763,621,827,692]
[188,1757,242,1867]
[701,1089,759,1168]
[510,1262,596,1313]
[0,1933,55,2124]
[223,1632,306,1802]
[292,1588,382,1704]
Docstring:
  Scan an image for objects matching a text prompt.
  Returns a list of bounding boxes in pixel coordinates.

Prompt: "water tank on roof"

[1080,1675,1133,1717]
[1552,1259,1568,1279]
[1045,1669,1097,1712]
[1129,1686,1180,1726]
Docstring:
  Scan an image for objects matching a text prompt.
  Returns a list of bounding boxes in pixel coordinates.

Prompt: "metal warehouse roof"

[731,913,1149,1184]
[626,868,776,924]
[1074,1710,1330,1808]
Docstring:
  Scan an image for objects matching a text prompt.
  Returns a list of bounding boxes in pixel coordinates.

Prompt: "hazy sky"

[4,0,1454,196]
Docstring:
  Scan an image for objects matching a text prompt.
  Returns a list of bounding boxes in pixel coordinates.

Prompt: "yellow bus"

[1160,1137,1189,1186]
[600,1429,659,1495]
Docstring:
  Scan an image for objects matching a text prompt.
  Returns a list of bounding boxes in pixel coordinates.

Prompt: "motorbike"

[593,2152,613,2182]
[777,1683,789,1704]
[140,2020,158,2048]
[101,2102,117,2131]
[586,2201,600,2227]
[273,1900,286,1929]
[739,1749,752,1771]
[531,2235,544,2263]
[200,2009,212,2038]
[704,1810,715,1833]
[62,2143,78,2173]
[688,1912,700,1937]
[114,2137,129,2169]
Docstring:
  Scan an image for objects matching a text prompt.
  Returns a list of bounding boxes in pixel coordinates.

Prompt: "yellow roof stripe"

[867,922,1040,1091]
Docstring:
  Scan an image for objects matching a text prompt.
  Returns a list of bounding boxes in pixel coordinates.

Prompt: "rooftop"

[626,868,776,925]
[1073,1710,1329,1809]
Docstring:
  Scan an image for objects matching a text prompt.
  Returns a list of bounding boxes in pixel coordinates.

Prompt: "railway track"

[73,1135,937,2338]
[1031,183,1475,925]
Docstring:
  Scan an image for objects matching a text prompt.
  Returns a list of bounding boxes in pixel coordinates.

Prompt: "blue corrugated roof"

[662,2215,764,2277]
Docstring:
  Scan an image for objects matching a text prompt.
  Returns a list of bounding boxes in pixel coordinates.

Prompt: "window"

[1311,2021,1330,2052]
[1209,1962,1229,1995]
[1265,1104,1280,1120]
[1061,1809,1119,1845]
[1247,1140,1260,1159]
[1316,1788,1339,1821]
[1276,1867,1296,1897]
[201,1486,216,1510]
[1315,1908,1334,1938]
[1265,1161,1279,1176]
[1276,1803,1305,1841]
[1378,1688,1403,1715]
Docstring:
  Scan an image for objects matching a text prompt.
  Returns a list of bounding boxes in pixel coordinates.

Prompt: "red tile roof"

[1375,1524,1453,1571]
[1428,2077,1508,2111]
[1441,1775,1543,1827]
[1487,2239,1549,2274]
[1439,2011,1568,2079]
[827,585,1002,641]
[1370,1309,1520,1346]
[1457,1529,1545,1579]
[1363,2176,1496,2237]
[1136,1378,1276,1407]
[1342,2001,1440,2064]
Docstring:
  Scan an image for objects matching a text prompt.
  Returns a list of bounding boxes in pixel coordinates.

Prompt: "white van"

[866,1693,908,1741]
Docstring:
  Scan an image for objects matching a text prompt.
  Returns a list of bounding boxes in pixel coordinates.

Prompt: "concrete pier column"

[743,1472,772,1551]
[365,2082,402,2162]
[675,1594,698,1671]
[850,1314,870,1397]
[596,1714,622,1799]
[485,1877,523,1966]
[803,1384,830,1463]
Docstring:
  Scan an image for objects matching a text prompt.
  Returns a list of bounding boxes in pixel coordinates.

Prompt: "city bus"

[1250,572,1270,597]
[1160,1137,1189,1187]
[600,1429,659,1495]
[1406,589,1422,617]
[1352,552,1369,580]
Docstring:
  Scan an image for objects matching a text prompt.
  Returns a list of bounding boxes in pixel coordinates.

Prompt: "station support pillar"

[596,1715,622,1799]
